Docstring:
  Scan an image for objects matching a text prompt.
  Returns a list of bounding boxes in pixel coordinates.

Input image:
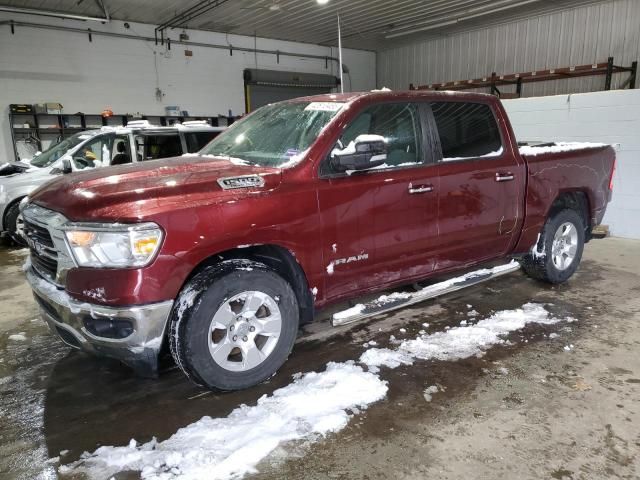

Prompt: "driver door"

[317,102,438,301]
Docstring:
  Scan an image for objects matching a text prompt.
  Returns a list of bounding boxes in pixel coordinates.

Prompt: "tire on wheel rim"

[4,202,26,247]
[169,260,299,390]
[522,208,585,284]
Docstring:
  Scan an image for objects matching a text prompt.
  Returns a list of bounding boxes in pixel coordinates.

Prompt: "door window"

[323,103,423,175]
[431,102,502,161]
[72,135,111,170]
[135,133,182,160]
[111,135,132,165]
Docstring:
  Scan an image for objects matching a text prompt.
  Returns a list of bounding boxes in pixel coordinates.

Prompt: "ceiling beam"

[94,0,110,22]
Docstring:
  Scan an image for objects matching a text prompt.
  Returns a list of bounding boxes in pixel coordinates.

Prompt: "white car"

[0,121,224,240]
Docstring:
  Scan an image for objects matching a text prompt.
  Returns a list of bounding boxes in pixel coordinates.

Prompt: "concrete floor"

[1,237,639,480]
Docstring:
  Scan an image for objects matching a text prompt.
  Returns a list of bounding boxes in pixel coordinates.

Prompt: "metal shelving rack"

[8,111,237,161]
[409,57,637,98]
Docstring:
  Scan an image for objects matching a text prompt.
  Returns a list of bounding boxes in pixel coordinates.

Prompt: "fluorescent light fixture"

[385,0,541,39]
[317,0,330,4]
[0,5,110,22]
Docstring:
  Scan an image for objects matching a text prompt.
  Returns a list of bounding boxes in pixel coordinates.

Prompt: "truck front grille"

[24,219,59,282]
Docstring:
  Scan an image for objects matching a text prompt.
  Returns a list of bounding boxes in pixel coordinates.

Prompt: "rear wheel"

[522,208,585,284]
[169,260,299,390]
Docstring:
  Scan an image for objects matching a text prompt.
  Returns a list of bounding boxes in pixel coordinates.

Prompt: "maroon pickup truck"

[22,91,615,390]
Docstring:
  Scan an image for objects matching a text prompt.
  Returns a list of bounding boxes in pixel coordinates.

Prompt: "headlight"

[64,222,163,268]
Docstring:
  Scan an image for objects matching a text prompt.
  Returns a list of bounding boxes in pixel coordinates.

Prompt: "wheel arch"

[180,244,314,325]
[1,195,26,232]
[546,190,592,241]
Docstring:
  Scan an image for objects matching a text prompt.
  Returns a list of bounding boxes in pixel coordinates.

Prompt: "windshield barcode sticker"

[305,102,344,112]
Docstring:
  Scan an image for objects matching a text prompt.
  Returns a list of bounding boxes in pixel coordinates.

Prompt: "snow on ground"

[360,303,564,371]
[423,385,439,402]
[60,362,387,480]
[60,302,571,479]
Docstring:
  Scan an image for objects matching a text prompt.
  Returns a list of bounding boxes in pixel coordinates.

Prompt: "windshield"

[30,132,95,168]
[200,101,344,167]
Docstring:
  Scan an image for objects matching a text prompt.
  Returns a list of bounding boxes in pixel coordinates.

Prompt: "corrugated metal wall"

[377,0,640,97]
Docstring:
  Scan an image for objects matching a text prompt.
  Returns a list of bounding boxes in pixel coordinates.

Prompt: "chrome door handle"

[495,172,515,182]
[408,184,434,194]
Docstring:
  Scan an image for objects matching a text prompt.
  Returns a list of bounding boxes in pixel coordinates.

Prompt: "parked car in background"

[22,91,615,390]
[0,121,224,240]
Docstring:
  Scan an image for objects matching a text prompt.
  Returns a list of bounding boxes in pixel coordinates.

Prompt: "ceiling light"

[317,0,330,4]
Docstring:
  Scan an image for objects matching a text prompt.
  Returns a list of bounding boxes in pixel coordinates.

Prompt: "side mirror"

[331,134,387,172]
[61,159,73,174]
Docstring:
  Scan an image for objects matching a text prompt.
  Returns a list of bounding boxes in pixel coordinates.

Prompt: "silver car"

[0,122,224,241]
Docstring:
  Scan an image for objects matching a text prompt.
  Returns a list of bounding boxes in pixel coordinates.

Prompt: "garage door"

[244,68,340,112]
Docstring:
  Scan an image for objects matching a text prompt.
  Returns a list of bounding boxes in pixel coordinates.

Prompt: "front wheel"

[169,260,299,390]
[4,202,26,247]
[522,208,585,284]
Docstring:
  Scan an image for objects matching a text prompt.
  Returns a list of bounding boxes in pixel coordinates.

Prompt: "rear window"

[431,102,502,160]
[185,131,219,153]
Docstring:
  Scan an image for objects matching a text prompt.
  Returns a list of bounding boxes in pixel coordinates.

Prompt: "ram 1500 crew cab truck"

[22,91,615,390]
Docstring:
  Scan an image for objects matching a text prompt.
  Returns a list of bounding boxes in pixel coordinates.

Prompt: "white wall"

[0,13,376,161]
[502,89,640,239]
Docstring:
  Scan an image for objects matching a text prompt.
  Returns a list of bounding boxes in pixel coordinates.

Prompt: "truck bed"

[514,141,616,254]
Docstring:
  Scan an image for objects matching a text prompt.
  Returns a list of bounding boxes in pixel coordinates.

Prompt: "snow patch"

[360,303,564,371]
[442,147,503,162]
[423,385,439,402]
[82,287,105,301]
[333,304,364,322]
[8,333,27,341]
[60,362,387,480]
[519,142,607,157]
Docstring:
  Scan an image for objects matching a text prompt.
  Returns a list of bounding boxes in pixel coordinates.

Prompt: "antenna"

[337,12,344,93]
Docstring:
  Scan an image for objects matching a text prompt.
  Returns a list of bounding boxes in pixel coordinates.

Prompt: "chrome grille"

[21,204,75,287]
[23,219,58,281]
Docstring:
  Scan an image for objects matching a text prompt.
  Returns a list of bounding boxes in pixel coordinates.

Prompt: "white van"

[0,121,224,240]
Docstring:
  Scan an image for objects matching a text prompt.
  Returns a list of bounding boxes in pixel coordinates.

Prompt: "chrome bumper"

[26,265,174,376]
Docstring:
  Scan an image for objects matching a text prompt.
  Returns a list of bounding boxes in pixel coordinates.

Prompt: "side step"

[332,261,521,326]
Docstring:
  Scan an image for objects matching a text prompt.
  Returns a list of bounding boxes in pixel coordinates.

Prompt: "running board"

[331,261,521,327]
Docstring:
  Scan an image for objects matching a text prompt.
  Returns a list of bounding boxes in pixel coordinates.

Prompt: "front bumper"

[26,265,174,376]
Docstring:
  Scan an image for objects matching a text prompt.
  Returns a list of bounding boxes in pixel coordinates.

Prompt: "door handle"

[495,172,515,182]
[408,183,434,194]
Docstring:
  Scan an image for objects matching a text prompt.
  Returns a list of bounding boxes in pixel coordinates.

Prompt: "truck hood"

[0,161,37,177]
[28,155,283,222]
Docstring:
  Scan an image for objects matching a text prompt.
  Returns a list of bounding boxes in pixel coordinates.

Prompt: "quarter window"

[431,102,502,161]
[185,131,220,153]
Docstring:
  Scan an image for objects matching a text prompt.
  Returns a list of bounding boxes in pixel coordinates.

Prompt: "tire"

[522,208,585,284]
[169,260,299,390]
[4,202,26,247]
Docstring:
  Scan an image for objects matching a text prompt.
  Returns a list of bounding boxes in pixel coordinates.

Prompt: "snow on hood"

[28,155,283,222]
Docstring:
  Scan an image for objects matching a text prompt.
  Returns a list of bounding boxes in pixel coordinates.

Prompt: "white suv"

[0,121,224,240]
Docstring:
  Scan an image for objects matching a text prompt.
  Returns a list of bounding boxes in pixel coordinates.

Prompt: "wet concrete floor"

[1,237,639,479]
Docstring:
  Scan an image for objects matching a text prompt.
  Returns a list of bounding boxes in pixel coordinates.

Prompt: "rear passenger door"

[431,101,524,270]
